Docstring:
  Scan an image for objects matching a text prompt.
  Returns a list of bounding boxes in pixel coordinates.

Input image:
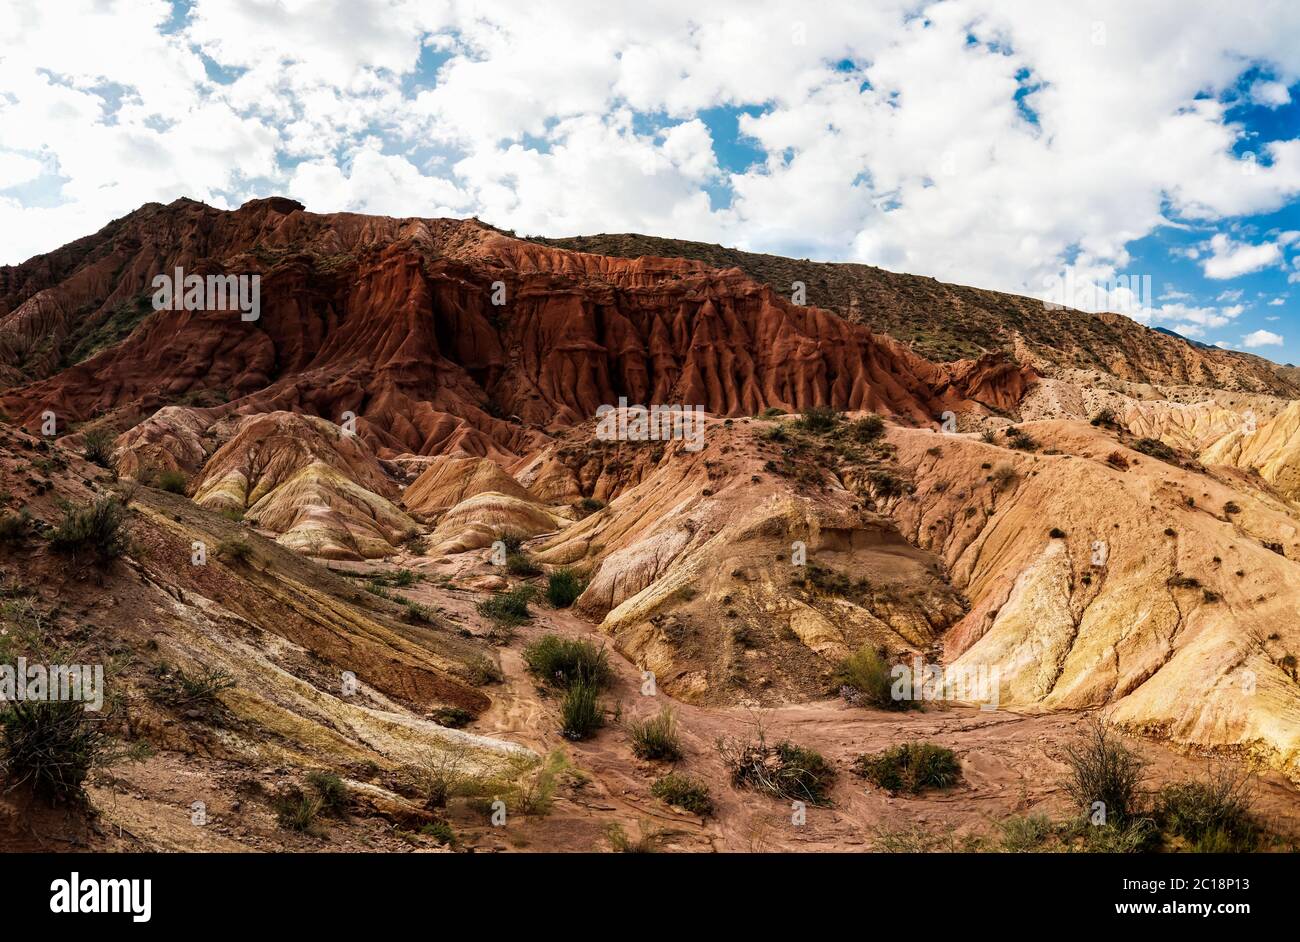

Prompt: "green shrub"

[505,551,541,577]
[990,463,1018,491]
[476,586,536,626]
[559,680,604,740]
[833,646,914,710]
[464,654,502,686]
[546,568,584,608]
[274,787,324,833]
[523,634,612,689]
[429,706,474,729]
[217,537,254,564]
[718,734,836,805]
[651,773,713,816]
[1061,719,1145,825]
[0,699,108,802]
[402,600,438,624]
[1077,818,1156,853]
[366,568,419,588]
[792,562,868,598]
[1155,767,1258,852]
[49,497,129,560]
[848,414,886,442]
[420,820,456,845]
[1005,427,1037,451]
[306,771,349,816]
[867,469,907,498]
[998,814,1057,852]
[606,821,662,853]
[853,741,961,793]
[1133,437,1176,461]
[794,405,842,433]
[627,708,681,761]
[156,665,235,707]
[155,469,188,494]
[0,509,33,543]
[81,427,115,467]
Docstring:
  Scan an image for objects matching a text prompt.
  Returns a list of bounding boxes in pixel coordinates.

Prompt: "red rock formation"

[0,199,1035,459]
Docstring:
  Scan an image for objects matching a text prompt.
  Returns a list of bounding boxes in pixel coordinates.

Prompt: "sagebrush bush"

[718,734,835,805]
[274,787,324,833]
[1061,719,1145,825]
[1155,766,1258,852]
[505,551,541,577]
[305,770,349,816]
[155,469,188,494]
[0,699,108,802]
[852,741,961,794]
[627,708,681,761]
[651,773,713,816]
[476,586,536,626]
[523,634,612,689]
[546,568,584,608]
[833,646,912,710]
[794,405,842,433]
[1133,437,1176,461]
[81,427,114,467]
[559,681,604,740]
[0,509,33,543]
[49,497,129,560]
[156,665,235,707]
[217,537,254,564]
[998,814,1057,852]
[990,463,1018,492]
[848,414,885,443]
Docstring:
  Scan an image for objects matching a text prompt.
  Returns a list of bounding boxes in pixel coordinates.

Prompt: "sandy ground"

[10,546,1298,854]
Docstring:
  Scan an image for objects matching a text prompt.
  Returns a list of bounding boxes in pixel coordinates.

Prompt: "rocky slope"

[536,233,1299,395]
[3,198,1300,852]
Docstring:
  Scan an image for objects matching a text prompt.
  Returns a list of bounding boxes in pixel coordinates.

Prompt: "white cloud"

[1217,288,1243,301]
[1150,301,1243,330]
[0,151,46,188]
[1243,328,1285,347]
[3,0,1300,328]
[1249,79,1292,107]
[1201,233,1283,279]
[1269,296,1287,305]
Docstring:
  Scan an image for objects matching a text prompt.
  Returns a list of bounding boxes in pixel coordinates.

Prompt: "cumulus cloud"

[3,0,1300,342]
[1250,79,1292,107]
[1201,233,1284,279]
[1243,328,1285,346]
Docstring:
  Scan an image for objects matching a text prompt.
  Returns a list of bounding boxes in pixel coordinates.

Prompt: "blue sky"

[3,1,1300,364]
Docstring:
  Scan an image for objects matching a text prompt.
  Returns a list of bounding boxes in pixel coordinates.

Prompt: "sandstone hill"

[3,198,1300,852]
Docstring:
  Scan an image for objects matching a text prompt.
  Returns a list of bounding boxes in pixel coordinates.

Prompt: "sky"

[2,1,1300,362]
